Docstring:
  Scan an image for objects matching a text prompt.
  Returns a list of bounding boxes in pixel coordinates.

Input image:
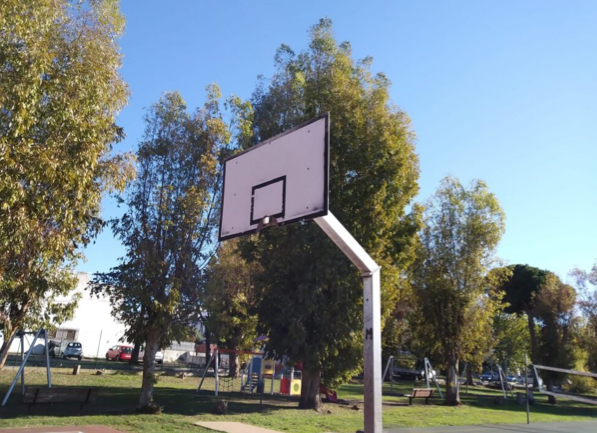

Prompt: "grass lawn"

[0,366,595,432]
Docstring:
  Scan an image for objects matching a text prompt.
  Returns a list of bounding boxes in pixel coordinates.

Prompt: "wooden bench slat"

[23,387,98,407]
[407,388,434,405]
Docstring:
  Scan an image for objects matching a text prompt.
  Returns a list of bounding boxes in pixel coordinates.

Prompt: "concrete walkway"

[194,422,282,433]
[383,421,597,433]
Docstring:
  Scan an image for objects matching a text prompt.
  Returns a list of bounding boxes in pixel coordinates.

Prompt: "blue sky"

[79,0,597,281]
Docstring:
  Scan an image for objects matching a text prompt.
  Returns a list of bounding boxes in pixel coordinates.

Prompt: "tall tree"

[92,88,235,409]
[570,261,597,373]
[500,264,548,362]
[534,272,577,403]
[241,19,420,409]
[491,312,531,373]
[410,176,507,405]
[0,0,133,369]
[202,240,260,378]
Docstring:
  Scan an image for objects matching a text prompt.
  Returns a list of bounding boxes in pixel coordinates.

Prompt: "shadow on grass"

[457,392,597,419]
[0,385,308,420]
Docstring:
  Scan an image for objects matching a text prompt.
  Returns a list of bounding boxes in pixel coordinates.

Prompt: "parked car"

[106,345,133,362]
[139,345,164,364]
[480,372,493,381]
[516,375,543,387]
[52,341,83,360]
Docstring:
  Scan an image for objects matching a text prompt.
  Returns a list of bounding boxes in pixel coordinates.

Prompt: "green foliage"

[501,265,548,316]
[409,176,507,404]
[570,261,597,373]
[92,88,236,405]
[203,240,260,351]
[497,264,548,366]
[241,18,420,403]
[566,374,596,395]
[0,0,133,367]
[534,272,578,389]
[491,313,530,372]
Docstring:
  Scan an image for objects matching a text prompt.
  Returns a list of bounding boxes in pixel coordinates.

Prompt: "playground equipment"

[196,348,287,396]
[496,365,515,399]
[423,358,443,398]
[2,329,52,406]
[382,356,397,394]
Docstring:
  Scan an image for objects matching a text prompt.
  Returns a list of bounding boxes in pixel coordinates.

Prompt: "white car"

[53,341,83,360]
[139,345,164,364]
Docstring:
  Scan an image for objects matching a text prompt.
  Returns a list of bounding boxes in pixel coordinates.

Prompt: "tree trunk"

[227,329,241,378]
[204,328,211,367]
[466,367,474,386]
[138,332,159,409]
[228,352,239,378]
[545,376,558,404]
[525,310,538,363]
[299,365,322,410]
[445,357,461,406]
[130,341,141,365]
[0,326,17,370]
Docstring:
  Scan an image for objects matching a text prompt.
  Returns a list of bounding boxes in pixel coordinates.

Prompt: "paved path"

[194,422,282,433]
[384,421,597,433]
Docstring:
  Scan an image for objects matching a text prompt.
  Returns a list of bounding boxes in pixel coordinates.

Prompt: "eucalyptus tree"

[92,88,246,409]
[0,0,133,369]
[410,177,507,405]
[202,240,260,377]
[500,264,548,361]
[570,262,597,373]
[241,19,421,409]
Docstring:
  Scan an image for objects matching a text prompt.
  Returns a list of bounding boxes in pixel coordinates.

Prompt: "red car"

[106,345,133,362]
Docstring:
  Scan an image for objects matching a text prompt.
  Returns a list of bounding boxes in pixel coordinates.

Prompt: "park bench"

[406,388,434,405]
[23,387,98,410]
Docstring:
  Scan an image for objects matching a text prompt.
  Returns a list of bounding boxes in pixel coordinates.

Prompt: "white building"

[8,272,127,359]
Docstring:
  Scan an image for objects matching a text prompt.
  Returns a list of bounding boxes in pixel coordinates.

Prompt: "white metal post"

[315,213,382,433]
[363,269,382,433]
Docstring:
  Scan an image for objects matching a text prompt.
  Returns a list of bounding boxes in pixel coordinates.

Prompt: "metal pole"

[382,356,392,382]
[94,330,103,370]
[214,349,219,397]
[43,329,51,388]
[424,358,430,389]
[363,269,382,433]
[390,357,394,394]
[498,366,506,399]
[20,334,25,395]
[525,355,530,425]
[2,329,42,406]
[315,213,382,433]
[197,353,215,392]
[429,359,443,398]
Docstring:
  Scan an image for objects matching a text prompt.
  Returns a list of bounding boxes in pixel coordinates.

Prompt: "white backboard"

[219,113,329,241]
